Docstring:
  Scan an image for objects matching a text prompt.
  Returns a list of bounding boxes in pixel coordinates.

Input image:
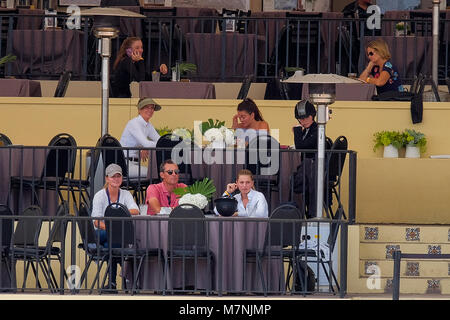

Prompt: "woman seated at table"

[120,97,161,178]
[214,169,268,218]
[111,37,168,98]
[91,163,139,291]
[232,98,269,131]
[359,39,404,94]
[232,98,270,145]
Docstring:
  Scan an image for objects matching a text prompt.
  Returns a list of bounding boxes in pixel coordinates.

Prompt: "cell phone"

[126,48,133,57]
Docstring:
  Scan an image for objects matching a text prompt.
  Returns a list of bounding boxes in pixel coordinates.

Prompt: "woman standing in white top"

[91,163,139,290]
[120,97,161,178]
[215,169,269,218]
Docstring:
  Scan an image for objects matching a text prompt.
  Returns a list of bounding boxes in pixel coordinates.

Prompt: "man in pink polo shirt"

[146,159,187,215]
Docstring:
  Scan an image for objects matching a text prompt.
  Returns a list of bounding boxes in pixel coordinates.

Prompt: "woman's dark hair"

[237,98,264,121]
[113,37,141,70]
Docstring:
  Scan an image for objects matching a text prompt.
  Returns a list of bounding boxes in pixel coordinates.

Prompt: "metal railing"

[0,213,348,296]
[0,144,357,222]
[392,250,450,300]
[0,143,355,295]
[1,12,449,83]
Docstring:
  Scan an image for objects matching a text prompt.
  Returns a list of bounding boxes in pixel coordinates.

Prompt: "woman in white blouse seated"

[120,97,161,178]
[214,169,269,218]
[91,163,139,290]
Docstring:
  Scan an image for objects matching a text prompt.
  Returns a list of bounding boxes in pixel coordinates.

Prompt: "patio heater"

[282,73,361,218]
[80,8,145,136]
[432,0,440,87]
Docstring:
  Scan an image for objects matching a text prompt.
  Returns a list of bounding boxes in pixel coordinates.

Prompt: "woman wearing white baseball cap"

[120,97,162,178]
[91,163,139,291]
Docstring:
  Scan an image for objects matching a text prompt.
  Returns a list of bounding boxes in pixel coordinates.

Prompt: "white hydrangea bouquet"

[173,178,216,210]
[204,126,235,148]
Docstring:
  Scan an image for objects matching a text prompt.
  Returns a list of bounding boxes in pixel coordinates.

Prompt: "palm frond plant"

[173,178,217,210]
[0,54,16,66]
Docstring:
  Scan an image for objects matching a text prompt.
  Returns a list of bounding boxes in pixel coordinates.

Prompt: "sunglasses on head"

[165,169,180,175]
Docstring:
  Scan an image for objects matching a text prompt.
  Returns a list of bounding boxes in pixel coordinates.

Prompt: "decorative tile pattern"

[405,227,420,241]
[364,227,379,240]
[428,245,442,255]
[364,261,378,275]
[405,262,420,276]
[426,279,441,294]
[386,245,400,259]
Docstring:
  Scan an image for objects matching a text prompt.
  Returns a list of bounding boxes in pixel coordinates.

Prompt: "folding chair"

[165,204,214,294]
[102,202,157,294]
[0,204,13,290]
[0,133,12,146]
[244,203,304,296]
[76,202,109,293]
[10,133,77,208]
[9,205,43,292]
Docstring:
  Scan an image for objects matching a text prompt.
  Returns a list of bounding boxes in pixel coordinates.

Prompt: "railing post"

[393,250,401,300]
[339,222,348,298]
[348,152,357,224]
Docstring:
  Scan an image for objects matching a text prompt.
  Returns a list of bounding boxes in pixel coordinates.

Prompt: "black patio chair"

[0,204,13,290]
[10,133,77,208]
[75,202,109,294]
[243,203,304,296]
[102,202,156,294]
[54,71,72,97]
[9,205,43,291]
[245,133,281,210]
[97,134,150,205]
[324,136,348,220]
[237,74,253,99]
[156,133,193,185]
[0,133,12,146]
[164,203,214,294]
[9,202,69,293]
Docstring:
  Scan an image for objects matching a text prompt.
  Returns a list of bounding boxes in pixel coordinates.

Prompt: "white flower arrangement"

[204,126,235,148]
[178,193,208,210]
[172,127,193,141]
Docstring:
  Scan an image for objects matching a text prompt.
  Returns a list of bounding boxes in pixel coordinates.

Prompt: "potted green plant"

[0,54,16,78]
[171,62,197,81]
[284,67,305,78]
[403,129,426,158]
[373,130,403,158]
[395,22,410,36]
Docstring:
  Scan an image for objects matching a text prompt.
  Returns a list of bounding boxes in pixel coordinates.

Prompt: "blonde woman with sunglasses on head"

[359,39,404,94]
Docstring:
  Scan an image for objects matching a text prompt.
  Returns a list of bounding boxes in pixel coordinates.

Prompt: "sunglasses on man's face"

[165,169,180,175]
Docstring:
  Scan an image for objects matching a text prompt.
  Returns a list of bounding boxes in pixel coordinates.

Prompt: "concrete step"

[360,224,450,243]
[360,259,450,278]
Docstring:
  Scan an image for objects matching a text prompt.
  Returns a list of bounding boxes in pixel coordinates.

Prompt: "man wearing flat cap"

[292,100,318,218]
[120,97,162,178]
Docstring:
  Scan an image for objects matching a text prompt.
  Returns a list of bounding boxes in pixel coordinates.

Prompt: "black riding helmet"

[294,100,316,119]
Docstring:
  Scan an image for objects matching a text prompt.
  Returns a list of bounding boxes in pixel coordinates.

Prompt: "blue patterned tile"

[428,245,441,255]
[405,262,420,276]
[386,245,400,259]
[405,227,420,241]
[365,227,379,240]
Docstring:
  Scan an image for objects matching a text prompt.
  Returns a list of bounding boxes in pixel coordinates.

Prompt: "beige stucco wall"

[1,97,450,224]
